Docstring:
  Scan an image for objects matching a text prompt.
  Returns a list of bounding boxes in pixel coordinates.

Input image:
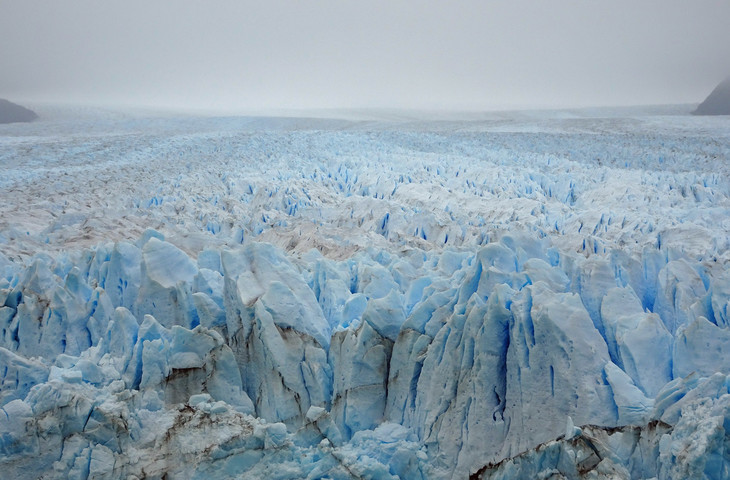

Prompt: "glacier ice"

[0,107,730,478]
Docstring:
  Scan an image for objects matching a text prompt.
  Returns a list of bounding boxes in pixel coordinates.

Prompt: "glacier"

[0,105,729,479]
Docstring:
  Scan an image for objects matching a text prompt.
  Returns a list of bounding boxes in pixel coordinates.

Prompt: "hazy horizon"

[2,1,730,113]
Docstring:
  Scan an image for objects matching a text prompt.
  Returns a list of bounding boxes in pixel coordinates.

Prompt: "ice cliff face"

[2,230,730,479]
[1,108,730,479]
[474,373,730,480]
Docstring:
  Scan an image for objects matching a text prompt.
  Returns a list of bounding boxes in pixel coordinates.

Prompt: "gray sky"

[2,1,730,112]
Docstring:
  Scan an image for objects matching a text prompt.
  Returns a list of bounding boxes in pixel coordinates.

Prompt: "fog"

[2,0,729,112]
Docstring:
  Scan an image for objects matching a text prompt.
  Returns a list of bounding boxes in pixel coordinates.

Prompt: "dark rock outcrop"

[0,99,38,124]
[694,77,730,115]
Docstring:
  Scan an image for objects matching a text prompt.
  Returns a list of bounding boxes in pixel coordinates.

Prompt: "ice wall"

[2,230,729,479]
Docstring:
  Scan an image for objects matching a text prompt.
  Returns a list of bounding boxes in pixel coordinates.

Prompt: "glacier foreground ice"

[1,107,730,478]
[2,230,730,478]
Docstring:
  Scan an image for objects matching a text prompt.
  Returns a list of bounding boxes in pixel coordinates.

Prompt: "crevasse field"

[1,105,729,479]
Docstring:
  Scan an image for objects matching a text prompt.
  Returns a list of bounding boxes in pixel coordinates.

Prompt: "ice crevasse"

[1,230,730,479]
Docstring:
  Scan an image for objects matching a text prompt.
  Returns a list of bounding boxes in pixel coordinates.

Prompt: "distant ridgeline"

[694,77,730,115]
[0,98,38,124]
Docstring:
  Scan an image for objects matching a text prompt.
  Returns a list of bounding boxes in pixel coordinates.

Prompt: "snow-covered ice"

[1,105,729,479]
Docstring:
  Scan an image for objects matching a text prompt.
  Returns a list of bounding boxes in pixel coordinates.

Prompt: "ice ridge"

[1,230,730,478]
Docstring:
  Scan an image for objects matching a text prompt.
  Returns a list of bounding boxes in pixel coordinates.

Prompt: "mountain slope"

[694,77,730,115]
[0,98,38,123]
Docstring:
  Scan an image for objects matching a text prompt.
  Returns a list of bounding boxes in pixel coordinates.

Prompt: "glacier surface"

[0,105,729,479]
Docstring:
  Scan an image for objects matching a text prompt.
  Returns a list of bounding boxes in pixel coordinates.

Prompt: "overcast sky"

[2,1,729,112]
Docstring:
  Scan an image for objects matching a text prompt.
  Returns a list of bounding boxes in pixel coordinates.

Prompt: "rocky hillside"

[694,77,730,115]
[0,98,37,123]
